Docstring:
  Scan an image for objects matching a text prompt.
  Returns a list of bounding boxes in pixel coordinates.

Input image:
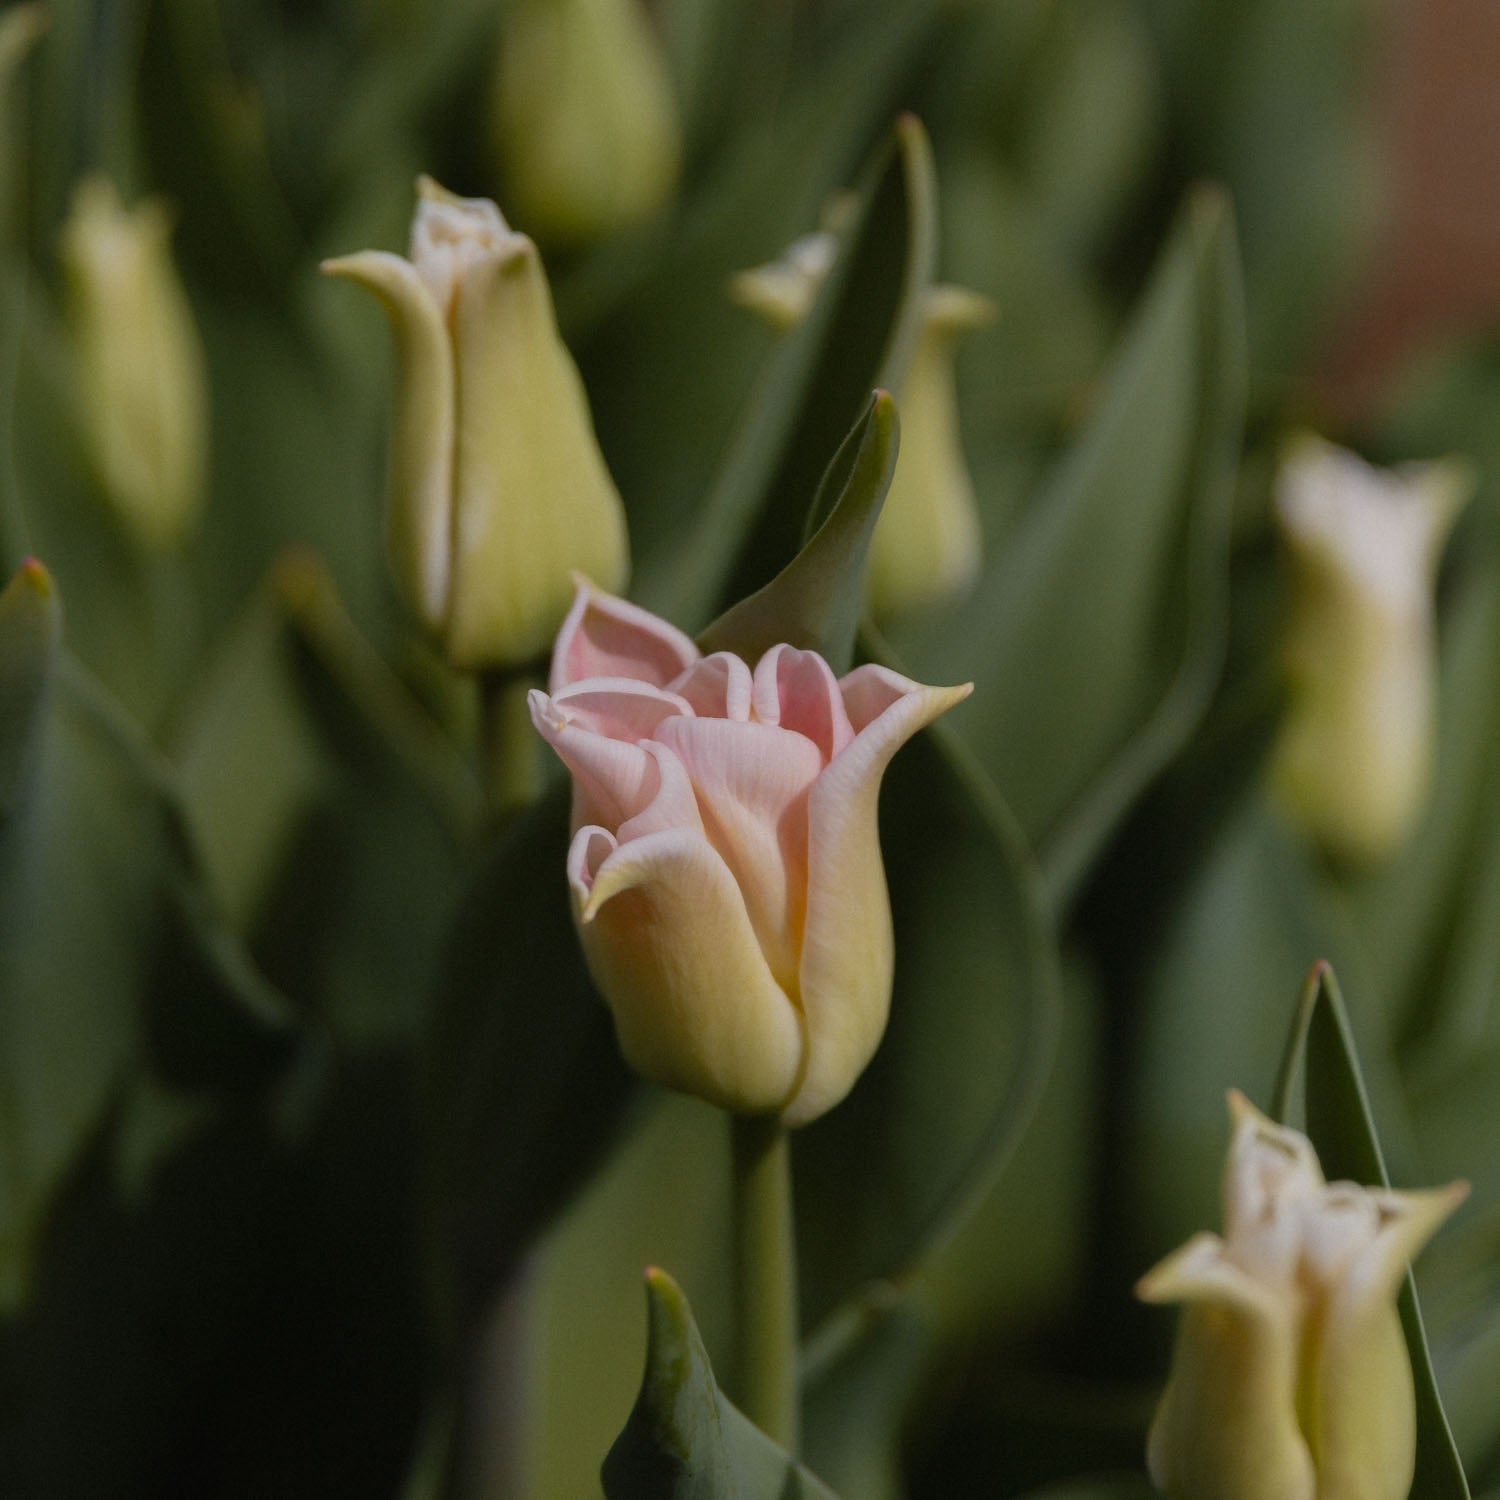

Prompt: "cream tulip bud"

[492,0,682,245]
[1138,1091,1467,1500]
[59,176,209,547]
[1270,434,1471,866]
[733,227,993,618]
[323,177,629,671]
[530,578,971,1125]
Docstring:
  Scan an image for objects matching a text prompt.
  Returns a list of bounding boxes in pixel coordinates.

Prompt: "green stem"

[731,1113,800,1453]
[478,669,542,824]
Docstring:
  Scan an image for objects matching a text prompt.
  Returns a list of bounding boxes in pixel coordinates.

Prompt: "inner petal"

[751,644,855,762]
[654,716,823,997]
[529,688,658,830]
[668,652,754,721]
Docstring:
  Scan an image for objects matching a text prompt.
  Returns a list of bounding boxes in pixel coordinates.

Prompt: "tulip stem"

[731,1114,800,1453]
[478,669,542,824]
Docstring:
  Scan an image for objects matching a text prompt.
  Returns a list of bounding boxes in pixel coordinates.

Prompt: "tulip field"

[3,2,1500,1497]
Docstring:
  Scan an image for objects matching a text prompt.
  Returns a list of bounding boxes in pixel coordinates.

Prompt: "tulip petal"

[321,250,454,632]
[577,826,804,1114]
[551,576,699,692]
[668,652,753,721]
[752,644,854,762]
[550,677,694,742]
[529,688,657,829]
[1299,1180,1465,1500]
[445,245,630,668]
[653,717,823,996]
[786,678,972,1125]
[617,741,703,842]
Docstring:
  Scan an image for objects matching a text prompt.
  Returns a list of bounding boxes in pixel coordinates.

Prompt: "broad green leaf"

[424,783,635,1322]
[0,556,59,810]
[793,693,1060,1333]
[697,390,898,673]
[602,1267,838,1500]
[801,1287,930,1500]
[628,108,938,631]
[525,1094,734,1500]
[1273,962,1473,1500]
[0,570,291,1308]
[891,187,1245,909]
[172,554,473,1050]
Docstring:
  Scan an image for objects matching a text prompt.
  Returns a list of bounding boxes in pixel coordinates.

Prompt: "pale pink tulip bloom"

[529,578,971,1125]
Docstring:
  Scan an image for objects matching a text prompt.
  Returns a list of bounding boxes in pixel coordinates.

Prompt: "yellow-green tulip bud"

[58,176,209,547]
[732,228,993,619]
[1138,1091,1467,1500]
[492,0,682,245]
[323,177,630,671]
[1270,434,1471,866]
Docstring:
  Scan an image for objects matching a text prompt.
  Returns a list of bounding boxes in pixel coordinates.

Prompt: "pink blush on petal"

[752,645,855,762]
[550,577,699,691]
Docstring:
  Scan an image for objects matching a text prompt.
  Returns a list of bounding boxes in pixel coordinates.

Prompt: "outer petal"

[576,825,804,1113]
[529,687,657,830]
[784,677,971,1126]
[1137,1235,1316,1500]
[1307,1181,1468,1500]
[653,717,823,995]
[321,249,454,630]
[445,242,630,669]
[751,644,854,762]
[550,576,699,692]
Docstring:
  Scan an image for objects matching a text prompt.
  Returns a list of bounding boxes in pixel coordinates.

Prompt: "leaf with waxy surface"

[602,1267,838,1499]
[889,185,1244,910]
[697,390,898,674]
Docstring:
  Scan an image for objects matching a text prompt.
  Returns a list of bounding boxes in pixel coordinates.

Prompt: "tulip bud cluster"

[1138,1091,1467,1500]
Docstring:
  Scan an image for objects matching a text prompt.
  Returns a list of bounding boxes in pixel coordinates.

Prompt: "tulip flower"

[492,0,681,244]
[733,227,993,618]
[1137,1091,1467,1500]
[1269,434,1471,866]
[59,176,209,546]
[323,177,629,672]
[528,578,971,1125]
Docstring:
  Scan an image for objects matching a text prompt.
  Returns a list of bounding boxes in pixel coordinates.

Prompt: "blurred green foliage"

[4,0,1500,1497]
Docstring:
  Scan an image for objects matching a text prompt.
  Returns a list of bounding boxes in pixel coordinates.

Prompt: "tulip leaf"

[0,566,293,1310]
[696,390,898,673]
[174,553,477,1045]
[0,555,59,811]
[1272,962,1473,1500]
[801,1286,931,1500]
[633,110,937,632]
[425,783,637,1319]
[601,1267,839,1500]
[793,670,1061,1333]
[891,185,1244,910]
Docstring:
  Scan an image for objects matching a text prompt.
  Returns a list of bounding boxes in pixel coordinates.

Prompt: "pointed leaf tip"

[697,390,899,671]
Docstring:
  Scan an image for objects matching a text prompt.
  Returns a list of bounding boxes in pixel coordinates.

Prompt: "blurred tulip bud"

[1138,1091,1467,1500]
[1269,434,1472,866]
[59,176,209,547]
[529,578,970,1124]
[492,0,681,245]
[733,224,993,619]
[324,177,629,671]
